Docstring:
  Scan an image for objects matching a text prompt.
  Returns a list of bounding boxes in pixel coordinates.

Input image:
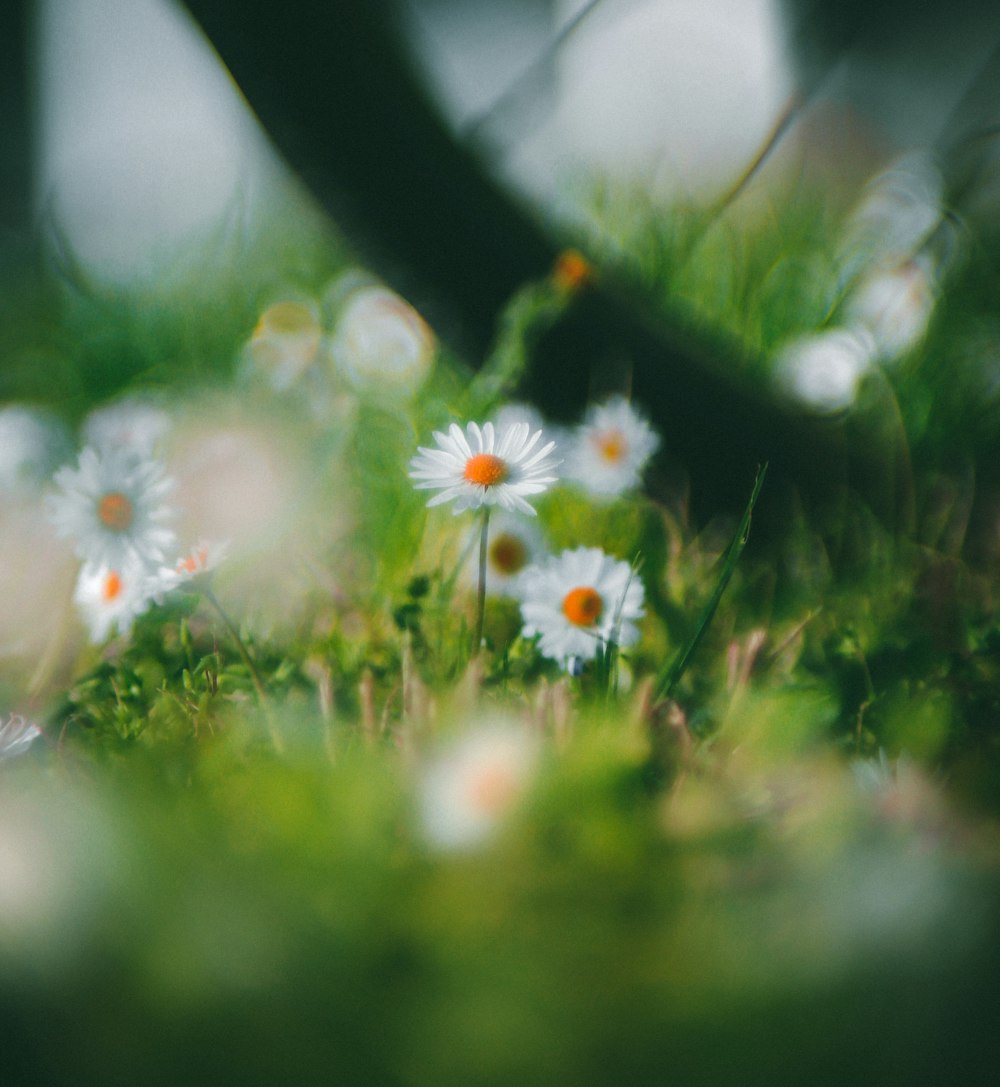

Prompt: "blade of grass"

[654,463,768,701]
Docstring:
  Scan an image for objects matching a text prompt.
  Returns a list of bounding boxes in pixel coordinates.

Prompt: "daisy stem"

[202,586,281,749]
[473,507,491,656]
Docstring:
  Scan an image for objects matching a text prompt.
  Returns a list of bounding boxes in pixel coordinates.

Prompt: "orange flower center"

[552,249,593,293]
[464,453,508,487]
[562,586,603,627]
[178,546,209,575]
[594,429,627,464]
[489,533,528,575]
[97,491,134,532]
[467,765,519,815]
[102,571,123,602]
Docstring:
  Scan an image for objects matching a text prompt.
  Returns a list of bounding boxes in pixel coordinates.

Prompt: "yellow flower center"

[464,453,508,487]
[562,586,603,627]
[102,571,123,602]
[254,300,318,338]
[489,533,528,575]
[594,429,627,464]
[97,492,134,532]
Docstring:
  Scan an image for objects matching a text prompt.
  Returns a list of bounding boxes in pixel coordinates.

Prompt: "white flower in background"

[774,328,876,414]
[410,420,559,516]
[0,715,43,762]
[0,498,78,666]
[840,152,944,276]
[82,396,172,457]
[489,401,548,439]
[846,257,936,362]
[166,405,345,633]
[331,285,435,395]
[73,558,155,643]
[0,405,71,491]
[151,539,228,596]
[464,511,547,596]
[47,446,176,569]
[243,300,324,392]
[516,546,645,669]
[418,722,540,851]
[564,395,660,498]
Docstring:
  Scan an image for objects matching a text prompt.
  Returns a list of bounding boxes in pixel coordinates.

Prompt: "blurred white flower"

[330,285,435,396]
[846,258,936,362]
[489,401,548,438]
[243,299,324,392]
[418,721,540,851]
[47,445,176,569]
[73,557,156,643]
[840,152,944,276]
[82,395,172,457]
[0,405,71,491]
[0,497,78,670]
[410,420,559,516]
[774,328,876,414]
[151,538,228,597]
[0,715,43,761]
[563,395,660,498]
[464,510,547,596]
[516,546,645,669]
[166,405,343,632]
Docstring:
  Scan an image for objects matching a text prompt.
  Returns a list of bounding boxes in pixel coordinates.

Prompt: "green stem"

[654,463,768,702]
[473,507,491,656]
[203,585,273,710]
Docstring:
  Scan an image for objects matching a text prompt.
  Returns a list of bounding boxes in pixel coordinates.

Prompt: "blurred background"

[3,0,1000,522]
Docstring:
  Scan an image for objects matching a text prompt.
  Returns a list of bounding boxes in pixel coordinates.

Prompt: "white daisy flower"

[489,401,547,439]
[418,721,540,851]
[0,715,43,762]
[409,420,559,516]
[331,285,435,396]
[465,511,547,596]
[82,396,172,457]
[47,446,176,569]
[516,546,645,669]
[73,558,155,643]
[243,299,324,392]
[840,152,944,277]
[564,396,660,498]
[774,328,876,414]
[150,539,228,597]
[0,405,71,491]
[846,257,936,362]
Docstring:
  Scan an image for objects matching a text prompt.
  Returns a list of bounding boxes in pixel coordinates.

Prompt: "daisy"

[464,511,546,596]
[0,715,43,762]
[417,721,540,851]
[47,445,176,569]
[150,539,228,596]
[82,396,172,457]
[409,420,559,516]
[846,257,936,362]
[516,546,645,669]
[564,396,660,498]
[331,285,435,396]
[773,328,876,414]
[0,405,72,492]
[244,299,324,392]
[73,558,156,643]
